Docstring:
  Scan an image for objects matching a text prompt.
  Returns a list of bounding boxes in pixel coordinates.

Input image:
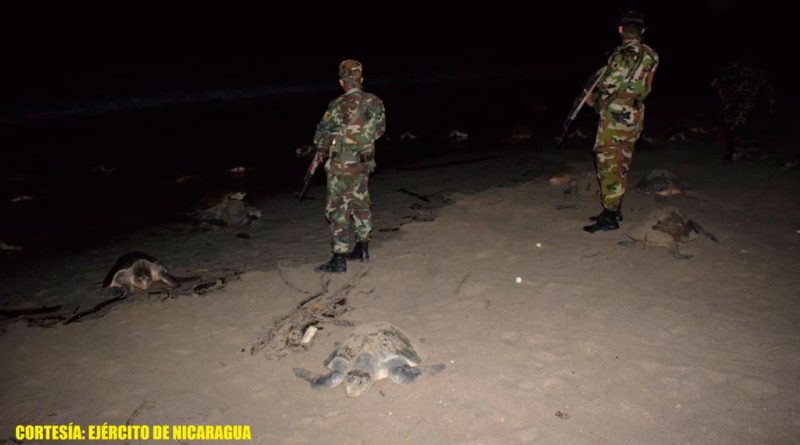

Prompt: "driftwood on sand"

[250,267,368,360]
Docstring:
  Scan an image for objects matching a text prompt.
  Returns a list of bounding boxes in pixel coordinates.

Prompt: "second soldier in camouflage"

[711,52,775,161]
[313,59,386,273]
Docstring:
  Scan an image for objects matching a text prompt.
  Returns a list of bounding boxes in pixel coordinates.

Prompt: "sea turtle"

[103,252,181,296]
[730,140,775,163]
[192,192,262,226]
[635,169,690,199]
[618,207,718,259]
[293,321,445,397]
[548,171,599,196]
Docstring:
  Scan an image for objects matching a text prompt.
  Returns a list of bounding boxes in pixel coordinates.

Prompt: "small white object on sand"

[300,326,318,345]
[536,243,542,248]
[515,277,522,284]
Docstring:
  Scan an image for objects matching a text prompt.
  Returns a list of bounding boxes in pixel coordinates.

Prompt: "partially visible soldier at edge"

[313,59,386,273]
[711,50,776,162]
[583,10,659,233]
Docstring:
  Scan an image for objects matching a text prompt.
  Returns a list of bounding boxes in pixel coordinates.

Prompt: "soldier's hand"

[296,144,316,158]
[585,94,595,108]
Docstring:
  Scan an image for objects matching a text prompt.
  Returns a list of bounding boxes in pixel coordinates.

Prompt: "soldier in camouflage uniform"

[711,52,775,161]
[314,59,386,273]
[583,11,659,233]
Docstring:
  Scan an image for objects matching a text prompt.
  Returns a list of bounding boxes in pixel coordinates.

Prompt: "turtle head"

[344,370,373,397]
[132,272,153,290]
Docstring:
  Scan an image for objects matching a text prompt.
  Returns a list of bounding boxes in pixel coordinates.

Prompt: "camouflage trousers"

[593,101,644,210]
[722,99,754,131]
[325,160,372,254]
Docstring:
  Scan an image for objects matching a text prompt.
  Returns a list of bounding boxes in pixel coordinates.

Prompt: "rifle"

[297,150,324,202]
[297,138,336,202]
[557,66,607,146]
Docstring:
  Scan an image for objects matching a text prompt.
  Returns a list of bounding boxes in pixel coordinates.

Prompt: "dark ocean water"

[1,69,589,254]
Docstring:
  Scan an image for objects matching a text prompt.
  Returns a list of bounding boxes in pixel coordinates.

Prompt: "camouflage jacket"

[711,62,774,106]
[593,39,659,108]
[313,88,386,163]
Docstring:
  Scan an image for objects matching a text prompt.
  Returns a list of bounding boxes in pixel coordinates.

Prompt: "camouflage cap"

[338,59,363,81]
[619,10,645,27]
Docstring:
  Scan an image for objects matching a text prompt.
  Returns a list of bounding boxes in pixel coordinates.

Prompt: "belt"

[331,153,374,163]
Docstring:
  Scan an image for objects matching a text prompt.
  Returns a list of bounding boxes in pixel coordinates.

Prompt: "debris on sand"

[227,166,249,174]
[93,164,118,175]
[503,126,533,143]
[448,130,469,143]
[163,174,197,186]
[251,268,367,360]
[10,195,36,204]
[0,240,23,251]
[784,153,800,169]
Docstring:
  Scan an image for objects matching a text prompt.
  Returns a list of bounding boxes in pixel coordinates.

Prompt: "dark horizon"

[3,1,796,118]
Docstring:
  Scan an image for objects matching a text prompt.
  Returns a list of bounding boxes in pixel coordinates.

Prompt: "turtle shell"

[625,207,699,248]
[636,169,687,195]
[324,322,422,370]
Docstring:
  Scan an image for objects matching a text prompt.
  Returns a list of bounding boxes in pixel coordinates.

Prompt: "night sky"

[3,1,794,116]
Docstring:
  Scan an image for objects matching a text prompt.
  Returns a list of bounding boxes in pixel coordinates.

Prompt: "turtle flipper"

[387,359,445,384]
[292,367,345,390]
[689,220,719,243]
[159,273,178,287]
[388,364,423,384]
[114,286,130,299]
[670,246,693,260]
[423,364,446,376]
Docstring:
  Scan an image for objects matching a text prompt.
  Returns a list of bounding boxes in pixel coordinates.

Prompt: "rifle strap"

[604,41,647,105]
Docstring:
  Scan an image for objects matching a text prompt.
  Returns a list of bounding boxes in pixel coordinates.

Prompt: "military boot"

[583,208,621,233]
[315,253,347,273]
[590,203,623,222]
[348,241,369,262]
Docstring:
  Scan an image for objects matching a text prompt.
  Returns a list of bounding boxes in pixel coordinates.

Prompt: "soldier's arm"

[373,98,386,140]
[593,51,633,105]
[313,99,343,149]
[645,58,658,95]
[354,96,386,144]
